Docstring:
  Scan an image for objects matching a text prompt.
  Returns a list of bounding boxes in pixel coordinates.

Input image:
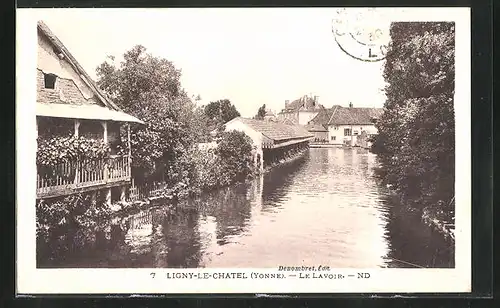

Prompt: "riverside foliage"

[371,22,455,223]
[37,45,257,261]
[95,45,253,189]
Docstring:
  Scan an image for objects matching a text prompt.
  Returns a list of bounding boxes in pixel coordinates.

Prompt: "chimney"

[349,102,353,108]
[314,95,319,105]
[285,100,290,109]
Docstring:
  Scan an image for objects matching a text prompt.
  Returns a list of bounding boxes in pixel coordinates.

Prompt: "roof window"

[44,73,57,89]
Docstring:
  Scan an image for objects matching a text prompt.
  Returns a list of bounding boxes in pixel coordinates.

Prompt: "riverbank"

[372,163,455,244]
[309,143,342,148]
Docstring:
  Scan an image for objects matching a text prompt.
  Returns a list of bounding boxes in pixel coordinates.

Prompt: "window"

[43,73,57,89]
[344,128,352,136]
[331,136,336,141]
[334,126,339,130]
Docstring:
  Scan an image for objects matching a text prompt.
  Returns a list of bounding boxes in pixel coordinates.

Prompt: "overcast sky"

[35,8,389,117]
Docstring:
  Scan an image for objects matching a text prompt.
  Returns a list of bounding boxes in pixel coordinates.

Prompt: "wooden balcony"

[36,155,131,199]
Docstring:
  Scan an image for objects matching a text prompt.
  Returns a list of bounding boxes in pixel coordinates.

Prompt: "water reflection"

[38,148,454,268]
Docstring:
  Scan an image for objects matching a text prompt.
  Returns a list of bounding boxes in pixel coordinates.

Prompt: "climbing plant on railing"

[37,136,111,178]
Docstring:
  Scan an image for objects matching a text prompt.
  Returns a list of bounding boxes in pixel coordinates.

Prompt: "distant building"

[277,94,324,125]
[304,123,328,142]
[263,108,278,122]
[308,102,383,147]
[222,117,313,171]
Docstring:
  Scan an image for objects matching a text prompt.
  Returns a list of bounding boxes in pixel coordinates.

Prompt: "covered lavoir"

[36,21,143,203]
[222,117,313,172]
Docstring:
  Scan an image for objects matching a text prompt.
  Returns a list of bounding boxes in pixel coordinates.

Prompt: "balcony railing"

[36,155,131,198]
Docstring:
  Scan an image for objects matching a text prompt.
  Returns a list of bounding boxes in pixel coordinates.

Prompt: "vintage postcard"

[16,7,471,294]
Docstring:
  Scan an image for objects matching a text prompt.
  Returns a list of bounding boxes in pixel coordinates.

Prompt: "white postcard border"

[16,7,471,294]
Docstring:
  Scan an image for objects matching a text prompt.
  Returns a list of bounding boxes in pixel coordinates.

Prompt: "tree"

[215,130,255,185]
[255,104,267,120]
[203,99,240,129]
[96,45,206,184]
[372,22,455,219]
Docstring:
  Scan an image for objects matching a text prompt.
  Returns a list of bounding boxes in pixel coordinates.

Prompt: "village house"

[307,103,383,147]
[276,94,324,125]
[36,21,144,204]
[222,117,314,171]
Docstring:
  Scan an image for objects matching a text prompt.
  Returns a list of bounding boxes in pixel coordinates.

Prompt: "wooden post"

[74,119,80,137]
[101,121,108,143]
[120,186,126,202]
[73,120,81,185]
[127,124,131,178]
[91,191,97,206]
[105,188,112,206]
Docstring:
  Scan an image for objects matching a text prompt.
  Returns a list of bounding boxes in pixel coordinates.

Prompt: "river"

[38,147,455,268]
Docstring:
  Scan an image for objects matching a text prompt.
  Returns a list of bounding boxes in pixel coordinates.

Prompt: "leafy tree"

[215,130,256,185]
[372,22,455,221]
[96,45,207,184]
[254,104,267,120]
[203,99,240,128]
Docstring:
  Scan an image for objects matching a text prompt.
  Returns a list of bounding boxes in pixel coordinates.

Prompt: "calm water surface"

[42,148,454,268]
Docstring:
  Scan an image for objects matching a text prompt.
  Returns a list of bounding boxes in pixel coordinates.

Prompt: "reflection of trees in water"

[159,206,203,268]
[188,185,253,246]
[375,186,455,268]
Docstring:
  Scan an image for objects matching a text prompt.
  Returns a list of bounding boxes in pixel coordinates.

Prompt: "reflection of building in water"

[124,210,154,255]
[251,174,264,214]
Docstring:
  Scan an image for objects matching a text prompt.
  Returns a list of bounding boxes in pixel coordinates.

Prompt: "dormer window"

[44,73,57,89]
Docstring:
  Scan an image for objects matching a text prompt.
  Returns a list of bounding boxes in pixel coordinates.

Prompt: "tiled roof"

[328,106,383,125]
[278,117,298,125]
[304,123,328,132]
[309,105,383,126]
[235,117,313,141]
[308,108,334,126]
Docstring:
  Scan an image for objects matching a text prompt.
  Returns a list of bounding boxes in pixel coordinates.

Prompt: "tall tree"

[255,104,267,120]
[373,22,455,218]
[96,45,206,183]
[203,99,240,128]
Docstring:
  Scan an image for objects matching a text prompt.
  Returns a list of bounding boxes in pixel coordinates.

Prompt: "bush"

[215,130,256,184]
[37,135,111,167]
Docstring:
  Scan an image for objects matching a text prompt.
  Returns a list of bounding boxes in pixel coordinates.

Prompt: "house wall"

[298,111,320,126]
[328,124,378,145]
[311,131,328,142]
[224,120,263,149]
[224,120,264,171]
[37,32,100,106]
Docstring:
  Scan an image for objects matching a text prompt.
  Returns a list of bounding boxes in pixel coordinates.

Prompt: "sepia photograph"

[17,7,471,294]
